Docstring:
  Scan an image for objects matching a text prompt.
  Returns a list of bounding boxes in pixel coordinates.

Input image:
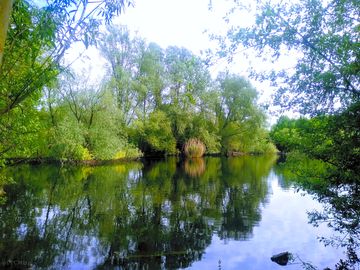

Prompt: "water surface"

[0,156,345,269]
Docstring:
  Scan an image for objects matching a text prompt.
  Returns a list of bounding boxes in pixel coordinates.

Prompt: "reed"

[184,138,206,158]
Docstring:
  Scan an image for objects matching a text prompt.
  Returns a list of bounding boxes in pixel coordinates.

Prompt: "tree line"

[43,26,276,160]
[0,6,276,162]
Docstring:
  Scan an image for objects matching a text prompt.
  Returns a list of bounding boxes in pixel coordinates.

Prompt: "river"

[0,156,348,269]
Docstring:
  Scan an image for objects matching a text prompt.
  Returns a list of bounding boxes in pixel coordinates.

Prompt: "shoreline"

[4,152,280,167]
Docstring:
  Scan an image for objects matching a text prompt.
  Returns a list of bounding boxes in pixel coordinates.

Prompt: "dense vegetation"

[0,2,276,163]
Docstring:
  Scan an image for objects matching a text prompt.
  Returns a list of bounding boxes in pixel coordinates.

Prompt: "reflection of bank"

[184,158,205,178]
[0,260,32,269]
[0,156,277,269]
[275,154,360,269]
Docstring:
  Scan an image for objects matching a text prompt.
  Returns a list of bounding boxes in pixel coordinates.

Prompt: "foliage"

[86,93,124,160]
[0,0,132,116]
[215,73,273,154]
[250,128,279,154]
[114,144,143,159]
[217,0,360,200]
[1,22,273,161]
[99,25,146,124]
[0,0,58,116]
[131,110,177,155]
[270,104,360,181]
[98,26,272,156]
[47,113,86,160]
[0,1,59,161]
[184,138,206,158]
[0,0,133,161]
[216,0,360,115]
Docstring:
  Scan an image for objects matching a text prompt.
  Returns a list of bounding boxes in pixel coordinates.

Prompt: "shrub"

[114,145,143,160]
[73,145,93,160]
[184,138,206,158]
[114,150,126,160]
[125,147,143,159]
[130,110,177,155]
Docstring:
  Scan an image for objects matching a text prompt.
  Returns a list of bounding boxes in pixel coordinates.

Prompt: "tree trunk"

[0,0,13,68]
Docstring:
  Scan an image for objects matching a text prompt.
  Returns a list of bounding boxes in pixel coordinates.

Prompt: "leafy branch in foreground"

[215,0,359,115]
[0,0,133,116]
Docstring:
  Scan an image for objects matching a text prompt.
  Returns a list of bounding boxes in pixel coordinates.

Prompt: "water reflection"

[184,158,206,178]
[0,155,283,269]
[275,153,360,269]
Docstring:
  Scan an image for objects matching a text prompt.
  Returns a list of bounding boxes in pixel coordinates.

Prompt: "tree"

[0,1,58,116]
[0,0,133,116]
[100,25,145,124]
[215,73,268,153]
[216,0,359,115]
[0,0,133,66]
[0,0,13,66]
[47,71,134,160]
[136,42,165,117]
[130,110,177,155]
[0,0,133,161]
[162,46,212,148]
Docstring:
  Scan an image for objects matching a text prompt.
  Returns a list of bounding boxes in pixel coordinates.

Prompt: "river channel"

[0,156,347,269]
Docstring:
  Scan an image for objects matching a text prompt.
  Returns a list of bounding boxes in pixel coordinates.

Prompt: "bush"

[125,146,143,159]
[184,138,206,158]
[113,144,143,160]
[130,110,177,155]
[73,145,93,160]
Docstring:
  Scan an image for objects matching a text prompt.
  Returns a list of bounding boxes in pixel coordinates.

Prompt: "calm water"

[0,156,346,269]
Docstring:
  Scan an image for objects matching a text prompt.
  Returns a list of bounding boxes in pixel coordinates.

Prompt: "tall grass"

[184,138,206,158]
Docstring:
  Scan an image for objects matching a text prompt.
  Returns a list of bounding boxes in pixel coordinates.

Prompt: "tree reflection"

[0,155,276,269]
[275,153,360,269]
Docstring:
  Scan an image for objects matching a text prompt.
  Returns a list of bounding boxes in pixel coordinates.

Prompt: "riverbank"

[4,157,141,166]
[4,151,279,167]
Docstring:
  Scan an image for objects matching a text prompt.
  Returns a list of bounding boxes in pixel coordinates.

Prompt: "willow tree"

[99,25,146,124]
[215,73,268,154]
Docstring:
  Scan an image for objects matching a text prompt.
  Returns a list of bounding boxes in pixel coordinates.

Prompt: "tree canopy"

[0,22,276,162]
[216,0,359,115]
[0,0,133,116]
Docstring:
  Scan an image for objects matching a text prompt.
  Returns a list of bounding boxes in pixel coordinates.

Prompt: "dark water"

[0,156,346,269]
